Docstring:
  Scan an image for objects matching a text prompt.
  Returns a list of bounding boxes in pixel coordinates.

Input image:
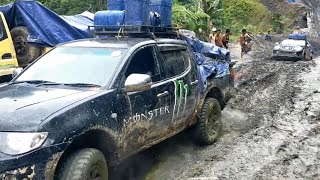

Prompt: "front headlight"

[294,46,303,52]
[274,45,281,50]
[0,132,48,155]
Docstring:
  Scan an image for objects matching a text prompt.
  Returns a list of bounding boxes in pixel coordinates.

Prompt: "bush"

[223,0,272,35]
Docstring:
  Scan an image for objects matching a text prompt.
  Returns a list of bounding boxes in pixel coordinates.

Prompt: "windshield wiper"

[9,81,101,88]
[63,83,101,88]
[9,80,54,85]
[35,82,64,87]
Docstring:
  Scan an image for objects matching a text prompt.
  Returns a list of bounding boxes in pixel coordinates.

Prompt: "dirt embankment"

[260,0,309,29]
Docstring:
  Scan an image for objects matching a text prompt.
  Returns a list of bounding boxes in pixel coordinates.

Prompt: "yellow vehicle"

[0,12,18,78]
[0,12,52,81]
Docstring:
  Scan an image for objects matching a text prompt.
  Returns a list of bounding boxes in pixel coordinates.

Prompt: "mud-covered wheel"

[10,26,41,66]
[301,50,308,61]
[195,98,222,145]
[57,148,108,180]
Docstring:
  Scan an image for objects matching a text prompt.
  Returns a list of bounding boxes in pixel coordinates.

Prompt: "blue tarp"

[0,0,94,47]
[288,33,307,40]
[180,34,231,93]
[180,34,231,61]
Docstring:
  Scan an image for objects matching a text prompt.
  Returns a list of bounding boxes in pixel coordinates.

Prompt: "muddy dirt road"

[111,43,320,179]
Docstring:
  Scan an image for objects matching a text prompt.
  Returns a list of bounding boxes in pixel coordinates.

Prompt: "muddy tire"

[301,50,308,61]
[57,148,108,180]
[10,26,41,66]
[195,98,222,145]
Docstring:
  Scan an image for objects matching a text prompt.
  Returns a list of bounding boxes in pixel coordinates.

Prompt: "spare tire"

[10,26,41,66]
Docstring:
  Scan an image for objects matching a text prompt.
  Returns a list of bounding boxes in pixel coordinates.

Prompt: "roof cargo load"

[108,0,172,27]
[94,10,125,30]
[107,0,125,10]
[124,0,150,25]
[288,33,307,40]
[149,0,172,27]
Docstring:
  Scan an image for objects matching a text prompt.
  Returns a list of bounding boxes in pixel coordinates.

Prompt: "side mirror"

[12,67,23,79]
[125,73,152,92]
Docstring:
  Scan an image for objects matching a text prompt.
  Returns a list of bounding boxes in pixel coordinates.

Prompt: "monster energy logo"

[172,80,190,120]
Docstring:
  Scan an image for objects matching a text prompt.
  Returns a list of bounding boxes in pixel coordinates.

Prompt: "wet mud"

[110,38,320,179]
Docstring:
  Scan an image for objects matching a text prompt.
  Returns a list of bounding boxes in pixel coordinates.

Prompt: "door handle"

[190,80,199,86]
[157,91,169,98]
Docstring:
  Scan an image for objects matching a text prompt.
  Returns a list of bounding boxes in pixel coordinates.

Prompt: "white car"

[272,34,313,61]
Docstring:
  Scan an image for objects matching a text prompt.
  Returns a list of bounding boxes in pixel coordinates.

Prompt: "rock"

[307,111,316,117]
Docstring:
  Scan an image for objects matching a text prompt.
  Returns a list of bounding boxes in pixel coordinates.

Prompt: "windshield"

[281,39,306,46]
[15,47,127,87]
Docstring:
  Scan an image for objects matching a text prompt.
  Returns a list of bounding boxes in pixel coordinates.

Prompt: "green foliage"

[172,4,209,31]
[172,0,222,39]
[172,0,277,40]
[223,0,272,34]
[1,0,297,37]
[0,0,12,5]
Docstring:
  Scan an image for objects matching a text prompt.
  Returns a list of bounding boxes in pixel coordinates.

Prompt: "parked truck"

[0,1,94,81]
[0,11,53,81]
[0,12,18,79]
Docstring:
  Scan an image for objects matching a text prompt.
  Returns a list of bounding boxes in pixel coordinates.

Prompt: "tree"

[172,0,222,39]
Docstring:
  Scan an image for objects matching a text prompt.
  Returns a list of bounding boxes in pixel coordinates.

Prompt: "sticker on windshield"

[111,51,122,58]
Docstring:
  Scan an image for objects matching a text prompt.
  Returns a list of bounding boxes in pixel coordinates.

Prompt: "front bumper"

[0,143,69,180]
[272,50,303,59]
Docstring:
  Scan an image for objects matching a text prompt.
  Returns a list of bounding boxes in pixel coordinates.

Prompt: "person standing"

[293,26,302,34]
[222,29,231,49]
[240,29,253,58]
[208,28,216,44]
[264,30,272,41]
[215,29,225,48]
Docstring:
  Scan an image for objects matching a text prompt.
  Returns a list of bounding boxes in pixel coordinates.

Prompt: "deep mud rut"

[111,42,320,179]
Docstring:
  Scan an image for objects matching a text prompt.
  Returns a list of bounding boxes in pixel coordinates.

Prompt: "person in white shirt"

[208,27,217,44]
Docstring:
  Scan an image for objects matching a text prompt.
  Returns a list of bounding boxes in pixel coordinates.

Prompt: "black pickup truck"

[0,37,234,179]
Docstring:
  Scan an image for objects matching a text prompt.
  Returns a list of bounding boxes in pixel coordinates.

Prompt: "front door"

[0,12,18,77]
[120,45,174,152]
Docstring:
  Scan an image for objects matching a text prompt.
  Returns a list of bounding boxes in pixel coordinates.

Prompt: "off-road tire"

[10,26,41,66]
[301,50,308,61]
[57,148,108,180]
[195,98,222,145]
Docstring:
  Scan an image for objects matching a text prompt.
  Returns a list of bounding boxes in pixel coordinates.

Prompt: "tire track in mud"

[175,60,320,180]
[111,59,319,180]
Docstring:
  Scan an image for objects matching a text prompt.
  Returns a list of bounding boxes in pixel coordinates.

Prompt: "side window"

[182,49,197,79]
[124,46,161,83]
[158,49,189,79]
[0,16,8,41]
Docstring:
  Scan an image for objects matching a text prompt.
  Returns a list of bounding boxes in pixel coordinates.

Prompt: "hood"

[281,39,306,47]
[0,84,99,131]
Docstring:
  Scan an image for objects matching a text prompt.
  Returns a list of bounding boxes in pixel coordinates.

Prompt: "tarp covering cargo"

[288,33,307,40]
[0,0,94,47]
[179,31,231,93]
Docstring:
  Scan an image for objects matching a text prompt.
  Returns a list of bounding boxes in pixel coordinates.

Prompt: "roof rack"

[288,33,307,40]
[88,25,179,39]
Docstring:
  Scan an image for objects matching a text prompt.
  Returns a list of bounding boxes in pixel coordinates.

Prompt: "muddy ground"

[111,37,320,179]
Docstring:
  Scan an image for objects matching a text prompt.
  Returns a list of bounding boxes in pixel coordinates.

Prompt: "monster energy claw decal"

[172,80,190,121]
